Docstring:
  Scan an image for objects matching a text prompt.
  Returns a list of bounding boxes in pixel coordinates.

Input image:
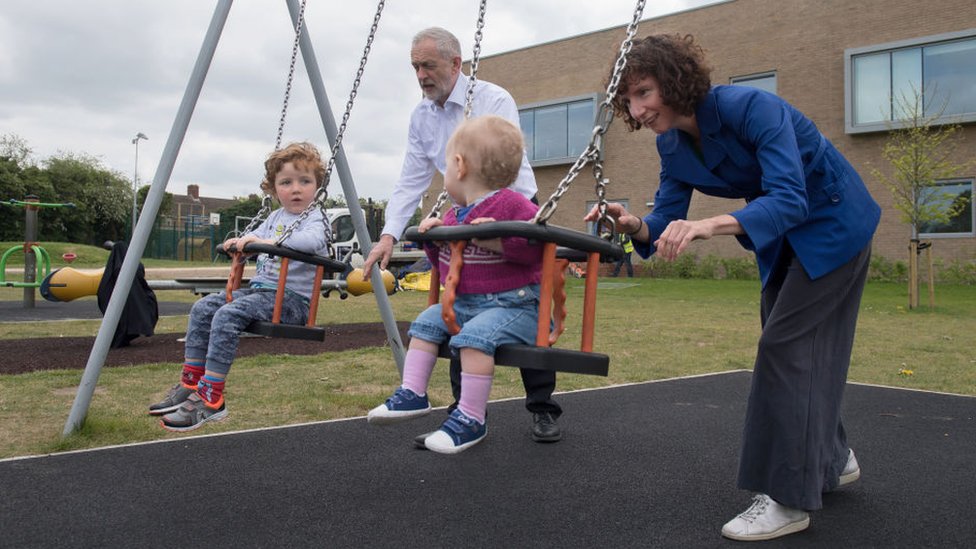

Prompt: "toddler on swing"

[368,115,544,454]
[148,142,331,432]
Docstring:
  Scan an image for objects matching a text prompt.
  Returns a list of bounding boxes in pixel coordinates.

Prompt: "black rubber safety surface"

[1,371,973,548]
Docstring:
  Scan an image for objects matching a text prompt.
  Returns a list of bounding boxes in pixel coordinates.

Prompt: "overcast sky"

[1,0,719,202]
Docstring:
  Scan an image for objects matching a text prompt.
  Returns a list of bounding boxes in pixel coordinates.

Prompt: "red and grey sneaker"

[160,393,227,432]
[148,384,195,416]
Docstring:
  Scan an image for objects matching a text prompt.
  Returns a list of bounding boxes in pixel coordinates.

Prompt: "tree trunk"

[908,239,919,309]
[926,243,935,309]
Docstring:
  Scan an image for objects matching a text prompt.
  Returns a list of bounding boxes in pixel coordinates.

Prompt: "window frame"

[331,214,356,243]
[518,94,600,168]
[917,178,974,239]
[844,28,976,134]
[729,71,778,95]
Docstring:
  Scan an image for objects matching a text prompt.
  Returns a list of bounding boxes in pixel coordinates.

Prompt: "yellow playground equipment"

[39,265,397,302]
[344,267,395,297]
[40,267,104,302]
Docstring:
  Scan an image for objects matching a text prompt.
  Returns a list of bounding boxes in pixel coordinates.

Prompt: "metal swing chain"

[274,0,308,152]
[275,0,387,246]
[425,0,488,220]
[532,0,646,238]
[463,0,487,120]
[221,0,306,245]
[232,0,308,243]
[237,194,275,237]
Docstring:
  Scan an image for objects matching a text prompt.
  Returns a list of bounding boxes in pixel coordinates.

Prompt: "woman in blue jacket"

[586,34,881,541]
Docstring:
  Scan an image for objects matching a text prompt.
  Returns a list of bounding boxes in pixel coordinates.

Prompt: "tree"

[0,134,34,167]
[218,193,266,220]
[136,184,174,230]
[871,88,973,308]
[1,135,54,241]
[1,135,138,245]
[42,152,132,245]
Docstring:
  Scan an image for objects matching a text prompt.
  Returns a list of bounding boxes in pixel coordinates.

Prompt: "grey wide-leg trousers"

[737,243,871,510]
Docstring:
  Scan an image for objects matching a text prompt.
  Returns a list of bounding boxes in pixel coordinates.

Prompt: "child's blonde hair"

[447,115,524,190]
[259,142,327,196]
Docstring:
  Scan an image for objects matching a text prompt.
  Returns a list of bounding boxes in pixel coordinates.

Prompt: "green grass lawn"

[1,241,224,271]
[1,278,974,459]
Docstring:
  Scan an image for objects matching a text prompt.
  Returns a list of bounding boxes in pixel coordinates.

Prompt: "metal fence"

[143,215,236,262]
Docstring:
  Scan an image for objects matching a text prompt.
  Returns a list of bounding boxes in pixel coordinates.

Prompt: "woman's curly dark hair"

[609,34,712,131]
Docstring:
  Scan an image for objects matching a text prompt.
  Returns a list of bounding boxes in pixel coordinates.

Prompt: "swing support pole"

[64,0,234,437]
[65,0,404,437]
[284,0,405,373]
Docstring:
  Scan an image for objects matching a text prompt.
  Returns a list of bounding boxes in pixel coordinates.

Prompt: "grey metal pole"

[63,0,234,437]
[286,0,405,373]
[22,195,39,308]
[132,141,138,235]
[131,133,147,237]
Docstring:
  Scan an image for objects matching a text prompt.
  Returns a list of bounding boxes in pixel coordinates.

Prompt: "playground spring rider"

[0,196,76,308]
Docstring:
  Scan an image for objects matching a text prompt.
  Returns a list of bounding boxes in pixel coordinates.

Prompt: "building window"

[845,30,976,133]
[918,179,974,238]
[585,199,629,236]
[730,72,777,95]
[519,95,597,166]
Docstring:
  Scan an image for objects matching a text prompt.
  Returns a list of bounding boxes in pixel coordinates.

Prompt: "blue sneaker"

[367,387,431,424]
[424,409,487,454]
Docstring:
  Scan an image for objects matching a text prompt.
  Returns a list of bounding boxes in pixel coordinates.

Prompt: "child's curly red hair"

[259,142,327,196]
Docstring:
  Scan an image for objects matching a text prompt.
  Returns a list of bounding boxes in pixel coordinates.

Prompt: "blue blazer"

[633,85,881,287]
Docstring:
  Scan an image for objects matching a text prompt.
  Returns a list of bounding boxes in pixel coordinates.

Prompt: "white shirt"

[381,73,537,240]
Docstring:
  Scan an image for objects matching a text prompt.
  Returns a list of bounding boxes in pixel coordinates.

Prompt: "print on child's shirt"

[436,241,505,266]
[255,223,287,278]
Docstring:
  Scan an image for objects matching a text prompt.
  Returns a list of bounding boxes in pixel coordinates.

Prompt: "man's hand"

[362,234,396,277]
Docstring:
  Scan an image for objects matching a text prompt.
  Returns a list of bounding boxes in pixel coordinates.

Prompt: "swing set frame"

[63,0,402,436]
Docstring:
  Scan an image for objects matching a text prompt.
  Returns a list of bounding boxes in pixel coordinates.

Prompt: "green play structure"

[1,196,76,307]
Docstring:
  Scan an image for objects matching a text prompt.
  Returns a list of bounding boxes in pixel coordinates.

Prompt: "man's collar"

[424,73,468,112]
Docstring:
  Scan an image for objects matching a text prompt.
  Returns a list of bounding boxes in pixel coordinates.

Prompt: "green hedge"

[623,253,976,285]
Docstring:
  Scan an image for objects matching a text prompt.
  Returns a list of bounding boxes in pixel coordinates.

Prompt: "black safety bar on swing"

[219,242,349,341]
[404,222,624,376]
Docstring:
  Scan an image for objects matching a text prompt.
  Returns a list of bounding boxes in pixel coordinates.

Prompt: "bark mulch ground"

[0,322,410,376]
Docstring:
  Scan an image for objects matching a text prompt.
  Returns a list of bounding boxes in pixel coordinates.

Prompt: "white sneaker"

[838,449,860,487]
[721,494,810,541]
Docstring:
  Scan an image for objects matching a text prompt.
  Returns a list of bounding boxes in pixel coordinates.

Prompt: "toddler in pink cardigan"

[367,115,544,454]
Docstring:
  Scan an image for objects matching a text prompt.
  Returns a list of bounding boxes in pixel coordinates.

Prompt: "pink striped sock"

[458,372,493,424]
[401,348,437,396]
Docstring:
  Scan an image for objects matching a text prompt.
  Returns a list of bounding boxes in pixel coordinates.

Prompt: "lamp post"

[131,132,148,236]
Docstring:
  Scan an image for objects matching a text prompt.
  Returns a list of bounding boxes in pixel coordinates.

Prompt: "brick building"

[169,184,238,226]
[427,0,975,265]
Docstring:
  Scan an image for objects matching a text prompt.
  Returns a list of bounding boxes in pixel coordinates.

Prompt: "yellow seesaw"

[39,266,397,302]
[39,267,103,302]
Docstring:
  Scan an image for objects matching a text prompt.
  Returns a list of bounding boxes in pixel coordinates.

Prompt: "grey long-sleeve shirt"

[248,208,331,300]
